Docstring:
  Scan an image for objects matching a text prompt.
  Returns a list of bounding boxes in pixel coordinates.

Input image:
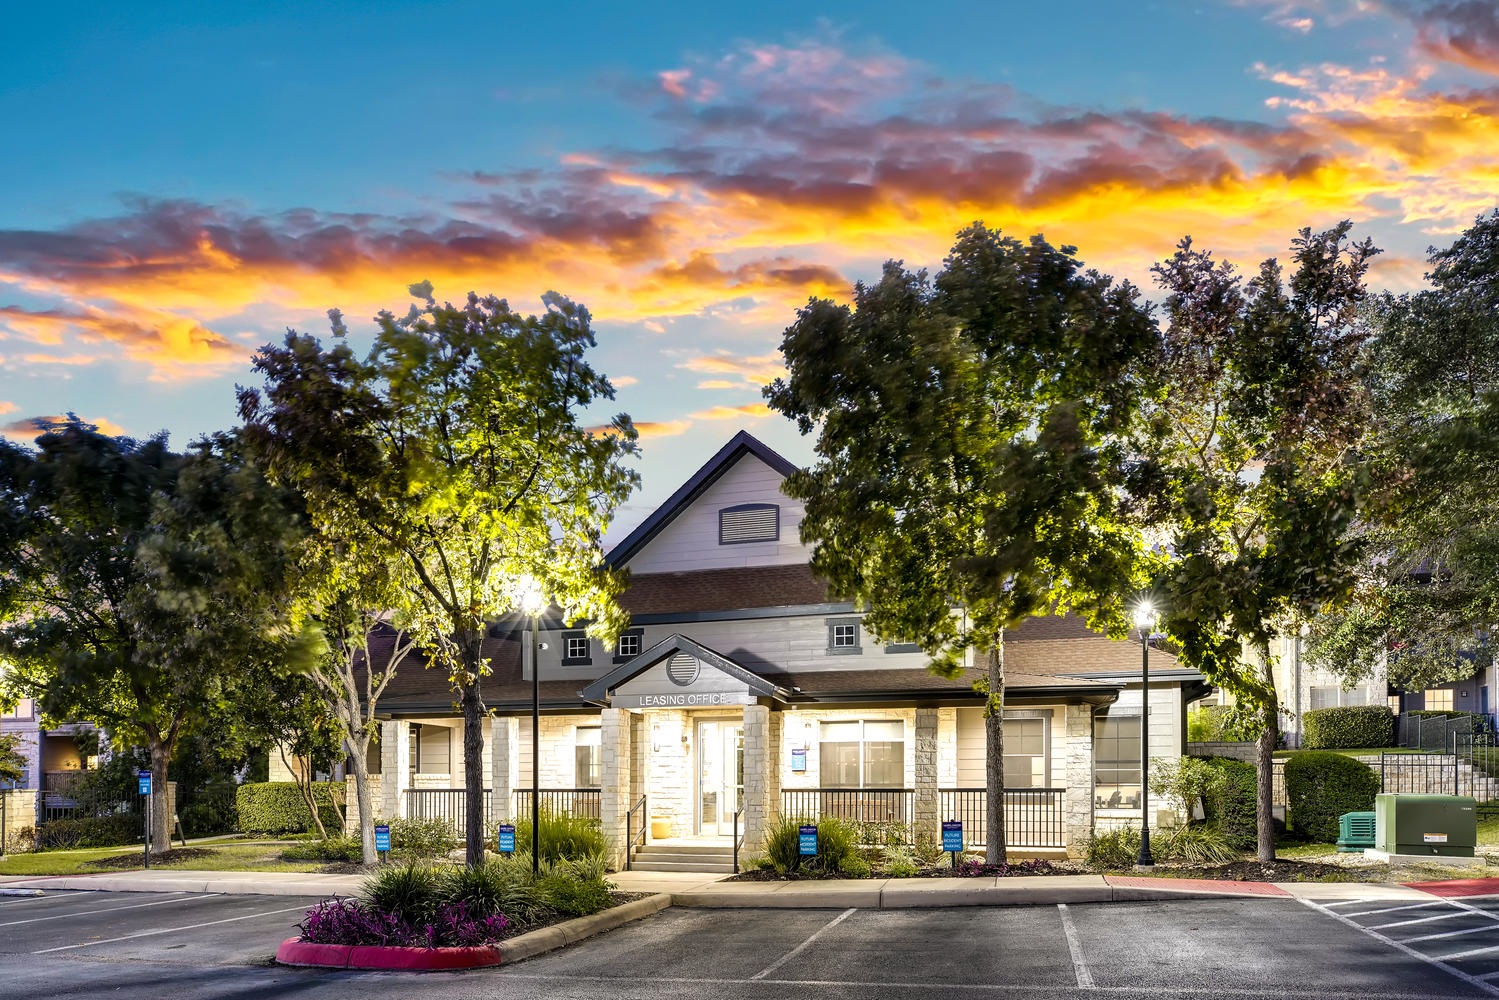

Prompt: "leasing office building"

[364,431,1211,867]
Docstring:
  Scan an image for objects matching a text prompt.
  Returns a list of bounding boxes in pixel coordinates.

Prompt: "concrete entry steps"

[631,841,737,874]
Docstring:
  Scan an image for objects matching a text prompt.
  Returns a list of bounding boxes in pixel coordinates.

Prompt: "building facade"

[372,431,1212,866]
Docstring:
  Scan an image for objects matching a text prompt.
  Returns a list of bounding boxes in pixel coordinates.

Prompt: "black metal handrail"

[625,794,647,870]
[732,808,743,873]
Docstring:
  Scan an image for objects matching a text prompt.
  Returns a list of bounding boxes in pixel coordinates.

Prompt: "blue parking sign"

[497,824,515,853]
[798,824,818,856]
[137,771,151,795]
[941,820,963,853]
[374,824,390,853]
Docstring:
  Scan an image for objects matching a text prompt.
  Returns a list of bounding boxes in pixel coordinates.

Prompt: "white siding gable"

[625,453,814,573]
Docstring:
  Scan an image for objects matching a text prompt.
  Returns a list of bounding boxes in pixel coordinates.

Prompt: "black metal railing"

[510,788,602,820]
[780,788,913,834]
[733,808,743,873]
[938,788,1065,849]
[625,794,647,870]
[405,787,492,834]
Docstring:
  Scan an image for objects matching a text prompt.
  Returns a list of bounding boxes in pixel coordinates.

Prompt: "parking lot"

[0,889,1496,999]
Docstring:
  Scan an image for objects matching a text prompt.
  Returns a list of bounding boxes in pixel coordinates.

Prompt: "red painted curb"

[274,936,504,970]
[1403,877,1499,898]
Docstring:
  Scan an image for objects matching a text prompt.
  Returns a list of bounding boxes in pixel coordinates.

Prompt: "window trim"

[1424,687,1455,712]
[574,725,602,788]
[1092,711,1143,811]
[1001,708,1052,788]
[826,618,862,655]
[718,502,780,545]
[883,642,920,653]
[613,628,645,664]
[817,718,906,788]
[561,630,592,666]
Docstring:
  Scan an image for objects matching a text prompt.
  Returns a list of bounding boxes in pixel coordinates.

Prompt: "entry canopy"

[580,633,792,709]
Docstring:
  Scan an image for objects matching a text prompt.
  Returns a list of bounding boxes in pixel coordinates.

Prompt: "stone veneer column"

[490,716,519,823]
[379,720,411,821]
[599,708,633,870]
[741,704,771,852]
[914,708,940,843]
[1063,704,1095,856]
[766,710,784,827]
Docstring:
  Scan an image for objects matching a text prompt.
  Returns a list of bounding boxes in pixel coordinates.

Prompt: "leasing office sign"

[611,691,757,709]
[610,655,756,709]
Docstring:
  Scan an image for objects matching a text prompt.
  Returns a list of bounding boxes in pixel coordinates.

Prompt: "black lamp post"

[530,609,540,873]
[1135,604,1155,869]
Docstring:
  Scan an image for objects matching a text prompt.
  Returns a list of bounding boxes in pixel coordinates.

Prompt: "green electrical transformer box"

[1373,794,1477,858]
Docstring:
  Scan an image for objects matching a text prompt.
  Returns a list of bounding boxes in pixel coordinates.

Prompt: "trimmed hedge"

[1200,757,1258,850]
[1302,705,1394,750]
[1284,751,1380,842]
[236,781,345,835]
[35,814,142,850]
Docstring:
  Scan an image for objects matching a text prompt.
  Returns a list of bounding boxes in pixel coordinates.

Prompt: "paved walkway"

[7,866,1496,906]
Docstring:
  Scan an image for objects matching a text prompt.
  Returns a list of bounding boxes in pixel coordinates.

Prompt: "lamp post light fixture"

[1134,603,1156,870]
[516,577,548,874]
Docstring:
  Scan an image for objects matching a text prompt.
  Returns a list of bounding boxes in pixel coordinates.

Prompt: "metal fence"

[780,788,913,831]
[940,788,1065,849]
[510,788,601,820]
[404,788,489,833]
[1377,734,1499,804]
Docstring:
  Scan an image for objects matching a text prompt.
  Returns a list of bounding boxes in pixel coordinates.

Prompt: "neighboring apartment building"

[361,430,1213,867]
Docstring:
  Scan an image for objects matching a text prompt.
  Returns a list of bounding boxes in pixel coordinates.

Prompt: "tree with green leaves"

[0,732,26,786]
[239,283,640,866]
[1136,223,1378,862]
[0,422,311,852]
[766,225,1158,862]
[1310,211,1499,694]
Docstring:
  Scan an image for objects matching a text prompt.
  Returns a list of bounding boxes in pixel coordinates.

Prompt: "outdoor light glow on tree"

[239,283,640,867]
[767,225,1158,862]
[1136,223,1377,863]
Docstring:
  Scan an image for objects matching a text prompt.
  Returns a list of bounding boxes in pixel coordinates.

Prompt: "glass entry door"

[696,720,744,836]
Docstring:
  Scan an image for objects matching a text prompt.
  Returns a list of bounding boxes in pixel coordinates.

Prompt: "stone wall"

[1187,740,1257,762]
[0,788,37,853]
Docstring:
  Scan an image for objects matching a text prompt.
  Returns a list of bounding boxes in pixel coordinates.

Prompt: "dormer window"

[561,631,592,666]
[613,628,644,663]
[719,503,779,544]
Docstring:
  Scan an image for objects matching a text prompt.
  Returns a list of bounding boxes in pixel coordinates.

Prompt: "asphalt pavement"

[0,889,1496,999]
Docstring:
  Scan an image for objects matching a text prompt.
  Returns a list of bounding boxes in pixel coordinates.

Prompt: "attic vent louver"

[667,653,700,686]
[719,503,778,544]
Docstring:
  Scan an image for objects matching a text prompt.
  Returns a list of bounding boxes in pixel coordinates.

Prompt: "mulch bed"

[727,859,1073,881]
[1149,859,1353,882]
[88,847,220,869]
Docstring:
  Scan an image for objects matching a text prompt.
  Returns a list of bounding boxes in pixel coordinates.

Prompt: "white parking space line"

[1299,897,1499,998]
[0,892,196,927]
[1404,924,1499,944]
[1342,902,1445,918]
[1438,944,1499,962]
[1370,910,1473,930]
[32,902,308,954]
[1056,903,1095,990]
[749,907,856,981]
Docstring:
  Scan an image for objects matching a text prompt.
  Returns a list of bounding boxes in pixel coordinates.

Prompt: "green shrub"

[814,816,857,873]
[763,815,806,874]
[363,862,442,924]
[912,835,945,867]
[1160,824,1239,866]
[1201,757,1258,850]
[838,853,872,877]
[1084,826,1140,869]
[1302,706,1394,750]
[36,814,141,850]
[235,782,344,835]
[882,845,919,877]
[1284,750,1380,842]
[386,816,459,859]
[508,811,606,863]
[1150,757,1227,821]
[539,868,613,917]
[281,836,361,862]
[1187,704,1259,742]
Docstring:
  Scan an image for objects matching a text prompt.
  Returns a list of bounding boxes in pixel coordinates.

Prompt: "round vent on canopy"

[666,653,700,687]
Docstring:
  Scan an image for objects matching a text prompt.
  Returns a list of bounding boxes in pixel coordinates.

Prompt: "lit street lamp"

[516,577,548,874]
[1134,603,1156,870]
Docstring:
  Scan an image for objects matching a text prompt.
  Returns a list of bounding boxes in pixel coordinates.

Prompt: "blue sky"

[3,0,1498,535]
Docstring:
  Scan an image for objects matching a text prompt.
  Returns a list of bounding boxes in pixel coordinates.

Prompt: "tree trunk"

[1255,641,1279,863]
[148,739,170,855]
[461,634,486,869]
[283,745,329,839]
[984,633,1008,864]
[345,733,377,865]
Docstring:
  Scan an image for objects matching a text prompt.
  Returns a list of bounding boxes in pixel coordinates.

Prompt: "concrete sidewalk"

[0,866,1442,906]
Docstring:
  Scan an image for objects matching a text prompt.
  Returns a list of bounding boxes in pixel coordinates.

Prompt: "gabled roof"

[605,430,800,569]
[579,632,794,703]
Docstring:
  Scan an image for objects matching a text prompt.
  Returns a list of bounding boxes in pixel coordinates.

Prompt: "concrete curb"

[0,873,365,896]
[670,884,1246,908]
[274,893,672,971]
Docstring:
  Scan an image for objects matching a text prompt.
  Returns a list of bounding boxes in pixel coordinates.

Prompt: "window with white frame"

[617,632,641,658]
[1003,717,1048,788]
[826,619,861,654]
[1310,686,1338,710]
[1093,715,1141,809]
[575,727,601,788]
[818,720,904,787]
[561,631,591,665]
[1425,687,1455,712]
[409,724,451,774]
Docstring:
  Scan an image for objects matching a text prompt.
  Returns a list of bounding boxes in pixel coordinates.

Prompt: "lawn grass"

[1273,747,1431,759]
[0,842,337,877]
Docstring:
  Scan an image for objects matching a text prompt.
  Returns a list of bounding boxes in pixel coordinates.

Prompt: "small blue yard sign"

[374,824,391,853]
[790,748,806,772]
[798,824,818,856]
[941,820,963,853]
[137,771,151,795]
[497,824,516,853]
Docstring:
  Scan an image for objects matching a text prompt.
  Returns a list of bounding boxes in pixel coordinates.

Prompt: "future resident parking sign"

[497,824,516,853]
[374,824,390,854]
[942,820,964,853]
[137,770,151,795]
[798,824,818,855]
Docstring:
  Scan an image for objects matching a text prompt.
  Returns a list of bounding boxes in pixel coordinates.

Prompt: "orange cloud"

[632,420,692,438]
[689,403,771,420]
[2,414,128,443]
[0,302,240,376]
[680,353,785,387]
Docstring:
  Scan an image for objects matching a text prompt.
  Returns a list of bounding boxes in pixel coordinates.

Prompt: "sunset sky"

[4,0,1499,534]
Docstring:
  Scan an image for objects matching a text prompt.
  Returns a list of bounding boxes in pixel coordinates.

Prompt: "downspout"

[1293,633,1303,750]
